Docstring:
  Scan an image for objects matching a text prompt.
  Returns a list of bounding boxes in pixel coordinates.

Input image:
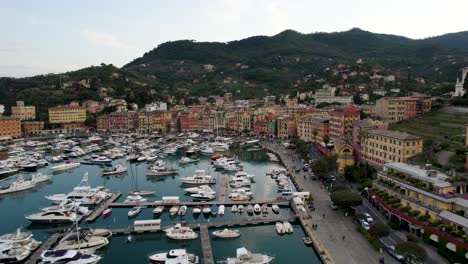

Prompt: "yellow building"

[277,115,296,139]
[11,101,36,120]
[361,129,423,166]
[373,163,468,232]
[335,141,355,174]
[22,121,44,135]
[0,117,21,138]
[48,106,86,124]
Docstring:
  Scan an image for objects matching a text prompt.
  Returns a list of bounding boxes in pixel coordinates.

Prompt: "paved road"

[261,141,398,264]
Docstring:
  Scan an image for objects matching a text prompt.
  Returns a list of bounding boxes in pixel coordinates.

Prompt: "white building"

[454,67,468,97]
[383,75,396,82]
[144,102,168,112]
[0,104,4,116]
[314,87,353,105]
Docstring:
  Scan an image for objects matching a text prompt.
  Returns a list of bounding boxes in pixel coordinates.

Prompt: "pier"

[218,175,228,203]
[109,197,288,208]
[86,192,122,222]
[25,233,62,264]
[200,225,214,264]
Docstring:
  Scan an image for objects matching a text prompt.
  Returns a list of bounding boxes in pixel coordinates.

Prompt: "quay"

[109,198,288,208]
[25,233,62,264]
[200,225,214,264]
[86,192,122,222]
[299,216,334,264]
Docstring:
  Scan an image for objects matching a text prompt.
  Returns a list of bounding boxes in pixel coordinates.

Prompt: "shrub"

[418,214,431,221]
[356,226,384,252]
[391,202,402,209]
[407,234,418,242]
[408,210,421,217]
[429,220,441,227]
[389,222,401,230]
[400,206,411,212]
[369,223,390,238]
[450,230,464,237]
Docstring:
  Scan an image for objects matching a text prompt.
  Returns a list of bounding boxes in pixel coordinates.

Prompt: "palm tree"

[312,128,318,147]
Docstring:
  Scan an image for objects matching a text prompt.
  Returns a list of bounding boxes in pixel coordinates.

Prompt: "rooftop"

[369,129,422,140]
[384,163,451,188]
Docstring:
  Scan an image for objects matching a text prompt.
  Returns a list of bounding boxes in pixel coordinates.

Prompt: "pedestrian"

[322,213,325,219]
[342,235,345,240]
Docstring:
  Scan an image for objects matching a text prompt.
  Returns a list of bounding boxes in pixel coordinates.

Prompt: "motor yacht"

[179,157,200,165]
[177,206,187,216]
[124,194,147,203]
[50,161,81,172]
[128,207,142,218]
[25,209,83,224]
[180,170,216,185]
[164,223,198,240]
[184,185,215,195]
[212,228,240,238]
[282,221,293,234]
[0,168,18,179]
[91,156,112,164]
[0,228,42,252]
[0,176,36,195]
[102,164,127,175]
[55,232,109,254]
[222,247,273,264]
[39,249,101,264]
[0,243,31,263]
[148,249,199,264]
[276,222,284,234]
[190,192,215,201]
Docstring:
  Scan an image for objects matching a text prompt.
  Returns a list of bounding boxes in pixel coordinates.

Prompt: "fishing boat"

[212,228,240,238]
[128,207,142,218]
[178,206,187,216]
[102,164,127,175]
[102,208,112,218]
[153,205,164,215]
[169,205,180,216]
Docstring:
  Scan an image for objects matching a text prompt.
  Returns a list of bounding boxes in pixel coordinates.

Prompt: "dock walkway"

[109,198,287,208]
[86,192,122,222]
[200,225,214,264]
[218,175,228,203]
[25,233,61,264]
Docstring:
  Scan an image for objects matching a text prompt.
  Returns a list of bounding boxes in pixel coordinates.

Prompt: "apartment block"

[329,106,360,140]
[0,117,21,138]
[375,96,431,123]
[22,121,44,135]
[277,115,296,139]
[297,117,329,143]
[48,106,86,124]
[11,101,36,120]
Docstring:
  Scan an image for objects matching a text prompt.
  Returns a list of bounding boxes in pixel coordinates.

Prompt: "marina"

[0,134,322,264]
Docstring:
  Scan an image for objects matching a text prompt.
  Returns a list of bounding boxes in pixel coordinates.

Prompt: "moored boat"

[212,228,240,238]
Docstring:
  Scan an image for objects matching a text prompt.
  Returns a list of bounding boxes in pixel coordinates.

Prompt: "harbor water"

[0,147,322,263]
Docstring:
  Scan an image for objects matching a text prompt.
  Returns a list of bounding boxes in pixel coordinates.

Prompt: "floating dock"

[25,233,62,264]
[200,225,214,264]
[86,192,122,222]
[218,175,228,203]
[109,198,288,208]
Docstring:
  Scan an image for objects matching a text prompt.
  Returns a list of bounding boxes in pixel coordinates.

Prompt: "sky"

[1,0,467,77]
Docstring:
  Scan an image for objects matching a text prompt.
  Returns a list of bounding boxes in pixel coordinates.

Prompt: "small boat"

[303,236,313,246]
[212,228,240,238]
[231,205,238,213]
[253,204,261,214]
[283,221,293,234]
[211,205,218,216]
[102,208,112,218]
[102,164,127,175]
[153,206,164,215]
[169,206,180,216]
[238,204,244,213]
[50,161,81,172]
[218,205,225,215]
[272,204,280,214]
[276,222,284,234]
[211,153,223,161]
[202,205,211,215]
[128,207,142,218]
[193,205,202,215]
[262,204,268,214]
[246,204,254,214]
[179,157,200,164]
[128,190,155,196]
[178,205,187,216]
[127,235,133,243]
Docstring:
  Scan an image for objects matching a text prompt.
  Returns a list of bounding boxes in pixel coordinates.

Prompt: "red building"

[329,105,360,141]
[109,112,137,132]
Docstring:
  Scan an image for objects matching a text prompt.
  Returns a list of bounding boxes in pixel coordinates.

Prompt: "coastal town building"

[11,101,36,121]
[22,121,44,135]
[297,117,329,143]
[360,129,423,166]
[97,114,109,131]
[82,100,102,113]
[0,117,21,138]
[329,106,360,141]
[375,96,431,123]
[314,87,353,105]
[277,115,296,139]
[48,106,86,124]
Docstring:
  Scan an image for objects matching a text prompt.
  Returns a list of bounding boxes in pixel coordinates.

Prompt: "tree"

[323,135,330,145]
[311,158,329,178]
[395,242,427,264]
[369,223,390,238]
[330,190,362,208]
[312,129,318,144]
[207,96,216,105]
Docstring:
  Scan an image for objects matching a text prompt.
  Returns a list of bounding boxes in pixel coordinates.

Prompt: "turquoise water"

[0,148,322,263]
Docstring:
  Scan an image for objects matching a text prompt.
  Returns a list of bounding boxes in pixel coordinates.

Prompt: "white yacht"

[190,192,215,201]
[26,209,83,224]
[46,174,110,205]
[124,194,147,203]
[0,243,31,263]
[102,164,127,175]
[180,170,216,185]
[0,168,18,179]
[0,176,35,195]
[276,222,284,234]
[149,249,199,264]
[231,205,238,213]
[179,157,200,164]
[91,156,112,164]
[153,205,165,215]
[128,207,142,218]
[30,173,52,184]
[0,228,42,252]
[200,147,214,155]
[212,228,240,238]
[164,223,198,240]
[184,185,215,194]
[39,249,101,264]
[271,205,280,214]
[282,221,293,234]
[223,247,274,264]
[50,161,81,172]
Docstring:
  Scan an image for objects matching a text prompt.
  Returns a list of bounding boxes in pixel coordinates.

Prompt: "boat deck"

[25,233,62,264]
[86,192,122,222]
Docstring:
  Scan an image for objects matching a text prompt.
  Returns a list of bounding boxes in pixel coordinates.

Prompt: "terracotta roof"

[369,129,422,140]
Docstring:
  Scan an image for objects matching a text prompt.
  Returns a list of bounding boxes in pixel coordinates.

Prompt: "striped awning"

[429,234,438,242]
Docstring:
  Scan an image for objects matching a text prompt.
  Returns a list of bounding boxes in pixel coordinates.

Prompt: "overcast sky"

[1,0,467,77]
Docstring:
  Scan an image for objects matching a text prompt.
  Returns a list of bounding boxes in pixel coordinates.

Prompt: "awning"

[429,234,438,242]
[446,242,457,252]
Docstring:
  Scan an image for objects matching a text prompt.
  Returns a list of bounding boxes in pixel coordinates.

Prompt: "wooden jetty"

[200,225,214,264]
[218,175,228,203]
[110,197,289,208]
[25,233,62,264]
[86,192,122,222]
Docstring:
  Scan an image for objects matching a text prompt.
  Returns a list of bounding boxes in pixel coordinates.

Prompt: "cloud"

[81,29,139,53]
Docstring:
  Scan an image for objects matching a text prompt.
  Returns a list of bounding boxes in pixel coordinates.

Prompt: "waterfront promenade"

[261,140,398,264]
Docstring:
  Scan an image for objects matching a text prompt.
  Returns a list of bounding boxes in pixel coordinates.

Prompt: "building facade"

[22,121,44,135]
[11,101,36,121]
[329,106,360,141]
[48,106,86,124]
[297,117,329,143]
[0,117,21,138]
[97,115,109,131]
[277,116,296,139]
[375,96,431,123]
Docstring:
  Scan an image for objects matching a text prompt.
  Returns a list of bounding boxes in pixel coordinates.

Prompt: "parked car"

[329,201,338,210]
[361,221,370,230]
[364,213,374,223]
[330,175,336,182]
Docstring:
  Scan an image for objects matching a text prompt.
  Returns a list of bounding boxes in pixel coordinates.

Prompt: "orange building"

[329,106,360,141]
[22,121,44,135]
[0,117,21,138]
